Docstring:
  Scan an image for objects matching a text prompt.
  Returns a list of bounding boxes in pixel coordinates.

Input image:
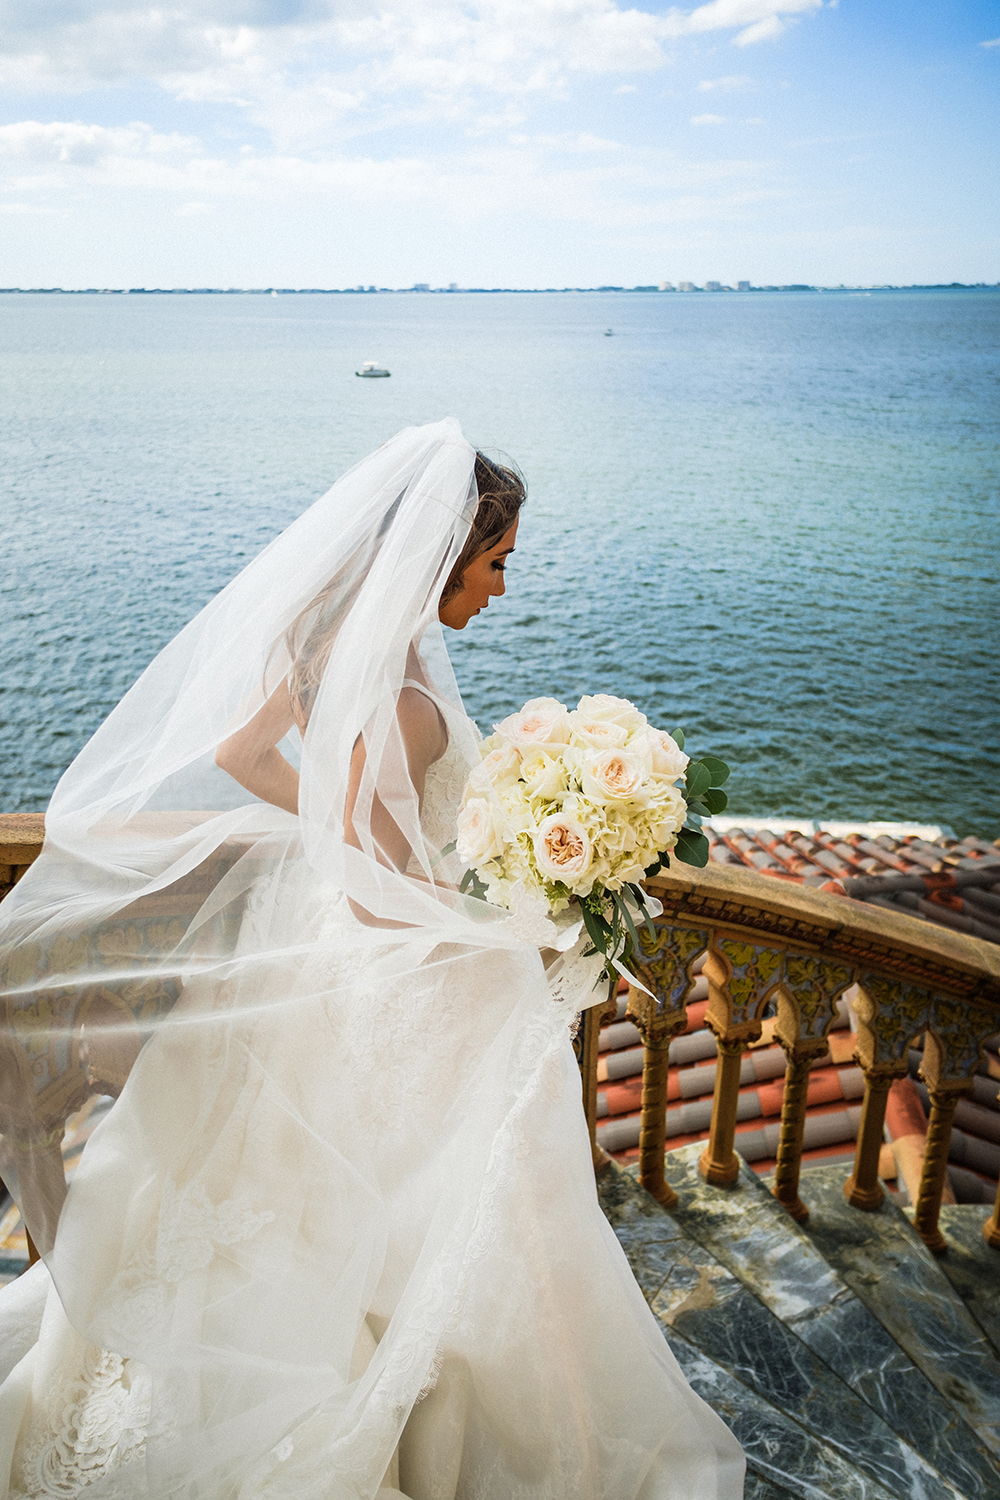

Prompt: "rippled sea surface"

[1,290,998,835]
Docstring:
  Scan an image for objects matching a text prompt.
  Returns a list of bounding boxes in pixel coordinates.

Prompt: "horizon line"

[2,282,998,296]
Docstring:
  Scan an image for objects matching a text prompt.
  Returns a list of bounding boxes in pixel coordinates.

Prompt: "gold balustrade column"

[697,936,781,1188]
[913,1088,962,1255]
[628,920,709,1204]
[843,1071,896,1211]
[771,955,854,1223]
[771,1049,814,1221]
[635,1022,687,1207]
[699,1036,749,1185]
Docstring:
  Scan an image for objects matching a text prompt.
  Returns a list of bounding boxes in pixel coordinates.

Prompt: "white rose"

[521,696,567,715]
[467,740,522,794]
[533,813,593,886]
[566,710,628,751]
[495,702,570,749]
[456,797,506,867]
[581,749,646,804]
[520,748,569,801]
[574,694,646,732]
[647,729,689,781]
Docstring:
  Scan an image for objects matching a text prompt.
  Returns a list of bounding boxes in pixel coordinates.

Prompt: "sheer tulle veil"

[0,418,541,1252]
[0,418,747,1500]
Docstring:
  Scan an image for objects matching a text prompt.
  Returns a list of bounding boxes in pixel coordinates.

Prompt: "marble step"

[598,1163,965,1500]
[655,1144,1000,1499]
[666,1325,902,1500]
[743,1473,806,1500]
[929,1204,1000,1360]
[796,1164,1000,1461]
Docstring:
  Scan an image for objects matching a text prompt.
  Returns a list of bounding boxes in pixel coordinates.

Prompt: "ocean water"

[1,290,998,837]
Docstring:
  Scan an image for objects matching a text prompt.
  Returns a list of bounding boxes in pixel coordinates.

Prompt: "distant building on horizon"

[704,280,721,292]
[738,281,751,292]
[658,281,675,291]
[678,281,696,292]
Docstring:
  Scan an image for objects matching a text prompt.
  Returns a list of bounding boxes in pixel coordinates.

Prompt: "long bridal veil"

[0,418,744,1499]
[1,420,507,1237]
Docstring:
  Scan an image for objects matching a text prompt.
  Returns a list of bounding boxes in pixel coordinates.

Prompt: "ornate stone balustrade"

[575,859,1000,1255]
[4,814,1000,1258]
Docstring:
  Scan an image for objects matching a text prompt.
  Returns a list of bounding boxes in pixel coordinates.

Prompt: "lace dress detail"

[10,1345,150,1500]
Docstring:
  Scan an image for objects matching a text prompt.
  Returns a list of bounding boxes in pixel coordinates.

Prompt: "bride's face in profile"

[439,521,518,631]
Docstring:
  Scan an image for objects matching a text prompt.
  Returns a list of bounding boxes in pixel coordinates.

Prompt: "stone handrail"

[4,813,1000,1257]
[574,859,1000,1255]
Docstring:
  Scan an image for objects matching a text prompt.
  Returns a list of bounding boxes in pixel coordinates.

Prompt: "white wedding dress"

[0,421,743,1499]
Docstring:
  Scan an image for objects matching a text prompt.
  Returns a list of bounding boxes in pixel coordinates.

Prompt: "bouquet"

[455,694,730,994]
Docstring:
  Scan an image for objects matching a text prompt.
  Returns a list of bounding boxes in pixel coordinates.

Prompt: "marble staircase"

[599,1142,1000,1500]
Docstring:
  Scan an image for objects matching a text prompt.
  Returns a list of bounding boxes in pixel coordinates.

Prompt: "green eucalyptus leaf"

[459,867,489,900]
[699,754,730,787]
[613,892,641,955]
[702,787,729,814]
[685,761,712,799]
[440,840,457,857]
[628,883,657,943]
[580,900,609,956]
[674,828,710,868]
[670,727,685,751]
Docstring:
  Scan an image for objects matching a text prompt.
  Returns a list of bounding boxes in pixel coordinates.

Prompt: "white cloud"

[691,114,727,125]
[0,120,201,166]
[980,37,1000,49]
[0,113,780,235]
[0,1,824,144]
[697,74,754,91]
[0,200,63,214]
[663,0,820,46]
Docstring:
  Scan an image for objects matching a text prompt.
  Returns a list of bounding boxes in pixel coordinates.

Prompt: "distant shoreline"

[2,284,998,297]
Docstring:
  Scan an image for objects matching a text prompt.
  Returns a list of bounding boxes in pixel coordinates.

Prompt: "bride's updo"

[286,451,524,723]
[439,452,525,605]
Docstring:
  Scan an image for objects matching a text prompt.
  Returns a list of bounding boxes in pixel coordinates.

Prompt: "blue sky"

[1,0,997,287]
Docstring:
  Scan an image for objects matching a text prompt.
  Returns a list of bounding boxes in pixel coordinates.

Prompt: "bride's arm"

[214,682,300,815]
[344,688,448,926]
[344,686,447,873]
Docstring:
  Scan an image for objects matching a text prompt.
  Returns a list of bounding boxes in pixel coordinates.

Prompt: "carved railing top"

[644,861,1000,1008]
[3,812,998,1008]
[0,812,45,865]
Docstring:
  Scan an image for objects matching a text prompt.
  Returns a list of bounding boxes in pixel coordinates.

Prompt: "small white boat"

[356,361,391,378]
[604,328,613,337]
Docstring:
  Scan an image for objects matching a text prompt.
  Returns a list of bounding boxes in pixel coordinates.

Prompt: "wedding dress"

[0,420,744,1499]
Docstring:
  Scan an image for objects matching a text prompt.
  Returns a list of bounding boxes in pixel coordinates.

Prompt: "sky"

[0,0,998,288]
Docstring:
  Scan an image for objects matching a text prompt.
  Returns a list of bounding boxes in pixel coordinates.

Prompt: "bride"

[0,420,744,1499]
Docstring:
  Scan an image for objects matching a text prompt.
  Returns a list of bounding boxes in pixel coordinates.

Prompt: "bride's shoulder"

[397,683,448,768]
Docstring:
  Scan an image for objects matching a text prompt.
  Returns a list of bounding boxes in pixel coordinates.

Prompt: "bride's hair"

[439,453,525,604]
[286,451,525,724]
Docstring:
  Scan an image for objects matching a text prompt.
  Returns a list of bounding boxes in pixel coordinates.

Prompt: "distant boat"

[604,328,614,336]
[271,290,278,298]
[356,361,391,378]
